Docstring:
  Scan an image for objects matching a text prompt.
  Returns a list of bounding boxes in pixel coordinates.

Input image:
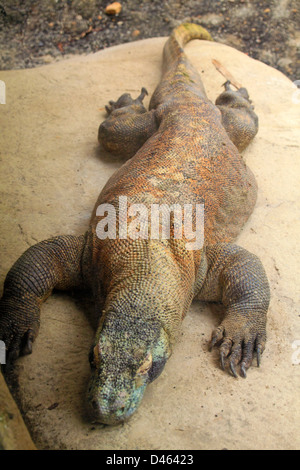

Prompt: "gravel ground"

[0,0,299,81]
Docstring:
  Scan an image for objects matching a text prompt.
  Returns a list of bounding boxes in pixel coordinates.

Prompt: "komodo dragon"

[0,24,270,425]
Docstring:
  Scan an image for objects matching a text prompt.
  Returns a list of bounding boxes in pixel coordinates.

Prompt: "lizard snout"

[89,397,132,425]
[87,385,147,425]
[86,369,149,425]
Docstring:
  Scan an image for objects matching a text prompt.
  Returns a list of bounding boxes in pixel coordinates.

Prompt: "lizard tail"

[163,23,213,69]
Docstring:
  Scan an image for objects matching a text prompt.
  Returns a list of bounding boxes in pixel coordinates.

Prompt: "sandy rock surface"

[0,37,299,450]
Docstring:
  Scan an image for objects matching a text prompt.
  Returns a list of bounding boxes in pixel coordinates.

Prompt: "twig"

[212,59,242,89]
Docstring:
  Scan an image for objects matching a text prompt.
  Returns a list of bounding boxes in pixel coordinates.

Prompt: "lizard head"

[86,312,171,425]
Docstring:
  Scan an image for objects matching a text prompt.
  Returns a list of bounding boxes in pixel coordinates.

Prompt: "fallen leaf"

[105,2,122,15]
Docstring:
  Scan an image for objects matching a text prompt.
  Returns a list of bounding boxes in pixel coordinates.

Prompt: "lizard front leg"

[98,88,158,159]
[195,243,270,377]
[0,234,86,366]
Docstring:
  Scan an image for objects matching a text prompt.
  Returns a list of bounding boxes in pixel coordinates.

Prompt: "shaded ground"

[0,0,299,81]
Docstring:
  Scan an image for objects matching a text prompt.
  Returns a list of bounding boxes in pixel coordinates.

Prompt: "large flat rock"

[0,38,299,450]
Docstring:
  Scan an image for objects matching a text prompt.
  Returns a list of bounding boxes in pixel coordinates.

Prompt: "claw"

[21,329,34,356]
[137,87,148,102]
[240,363,247,378]
[256,345,262,367]
[209,336,218,351]
[223,80,232,91]
[209,325,224,351]
[220,351,226,370]
[22,339,32,355]
[230,361,238,378]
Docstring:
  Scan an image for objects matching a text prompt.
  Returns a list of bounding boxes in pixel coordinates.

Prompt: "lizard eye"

[136,352,152,376]
[89,344,101,370]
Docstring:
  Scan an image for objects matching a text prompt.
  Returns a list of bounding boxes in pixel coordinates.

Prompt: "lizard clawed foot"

[221,80,253,105]
[1,327,37,372]
[209,323,266,378]
[0,299,39,371]
[105,88,148,115]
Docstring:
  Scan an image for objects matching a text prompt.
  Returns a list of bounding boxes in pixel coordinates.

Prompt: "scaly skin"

[0,24,270,425]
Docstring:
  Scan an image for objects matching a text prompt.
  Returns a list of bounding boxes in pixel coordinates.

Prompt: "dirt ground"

[0,0,299,81]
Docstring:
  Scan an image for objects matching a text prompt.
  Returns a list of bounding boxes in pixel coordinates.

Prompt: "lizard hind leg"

[98,88,158,159]
[216,81,259,153]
